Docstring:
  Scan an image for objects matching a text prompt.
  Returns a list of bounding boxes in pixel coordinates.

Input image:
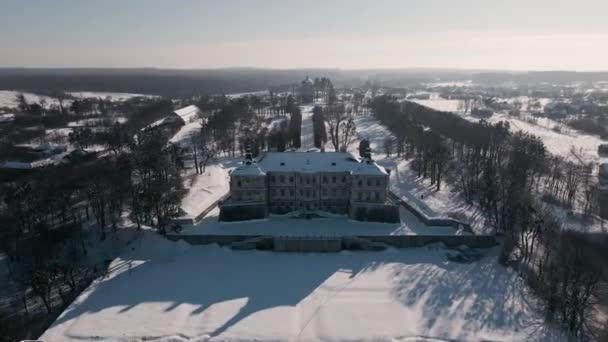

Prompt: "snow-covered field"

[41,233,559,342]
[67,117,127,127]
[68,91,157,101]
[0,90,155,109]
[410,97,607,164]
[411,99,461,113]
[456,112,606,164]
[225,90,269,99]
[0,90,72,108]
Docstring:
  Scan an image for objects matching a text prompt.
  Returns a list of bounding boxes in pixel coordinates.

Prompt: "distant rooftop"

[173,105,201,123]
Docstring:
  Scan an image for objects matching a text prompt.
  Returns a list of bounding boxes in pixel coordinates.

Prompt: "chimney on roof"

[244,147,254,163]
[362,147,373,163]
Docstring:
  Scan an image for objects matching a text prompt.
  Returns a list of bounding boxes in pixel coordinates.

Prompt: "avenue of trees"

[371,96,606,339]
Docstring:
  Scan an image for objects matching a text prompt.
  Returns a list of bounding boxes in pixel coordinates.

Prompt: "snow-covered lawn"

[41,233,558,342]
[181,206,457,236]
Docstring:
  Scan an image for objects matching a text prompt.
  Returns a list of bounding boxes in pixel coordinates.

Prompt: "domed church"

[299,76,314,103]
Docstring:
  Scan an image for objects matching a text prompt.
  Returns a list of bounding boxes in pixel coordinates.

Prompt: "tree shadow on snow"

[51,245,455,340]
[389,248,549,340]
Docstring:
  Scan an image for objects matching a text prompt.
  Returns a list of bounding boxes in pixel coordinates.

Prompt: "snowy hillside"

[40,233,560,342]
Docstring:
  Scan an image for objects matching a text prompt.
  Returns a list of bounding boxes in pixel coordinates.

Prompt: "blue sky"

[1,0,607,70]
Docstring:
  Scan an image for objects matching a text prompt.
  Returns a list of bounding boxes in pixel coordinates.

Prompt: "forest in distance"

[3,67,608,98]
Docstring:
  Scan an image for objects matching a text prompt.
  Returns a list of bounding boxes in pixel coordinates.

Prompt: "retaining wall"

[275,237,342,252]
[388,192,474,233]
[173,192,230,225]
[168,234,497,250]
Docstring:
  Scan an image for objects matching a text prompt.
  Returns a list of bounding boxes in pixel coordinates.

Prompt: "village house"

[142,104,202,133]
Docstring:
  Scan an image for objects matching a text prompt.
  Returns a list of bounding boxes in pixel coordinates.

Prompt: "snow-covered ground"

[300,104,316,150]
[68,91,157,101]
[41,233,560,342]
[410,97,607,164]
[411,99,461,113]
[0,90,72,109]
[353,115,490,234]
[355,108,607,234]
[0,90,155,110]
[181,206,458,236]
[67,117,127,127]
[456,111,606,164]
[225,90,269,99]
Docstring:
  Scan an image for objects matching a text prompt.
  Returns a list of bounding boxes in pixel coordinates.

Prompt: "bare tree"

[384,137,394,157]
[324,104,356,152]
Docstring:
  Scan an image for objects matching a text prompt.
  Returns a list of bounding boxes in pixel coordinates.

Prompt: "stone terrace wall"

[168,234,498,250]
[388,192,474,233]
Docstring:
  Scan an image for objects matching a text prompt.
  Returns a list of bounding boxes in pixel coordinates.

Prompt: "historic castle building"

[219,151,399,222]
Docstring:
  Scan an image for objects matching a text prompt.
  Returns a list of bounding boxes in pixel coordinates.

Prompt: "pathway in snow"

[300,105,315,150]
